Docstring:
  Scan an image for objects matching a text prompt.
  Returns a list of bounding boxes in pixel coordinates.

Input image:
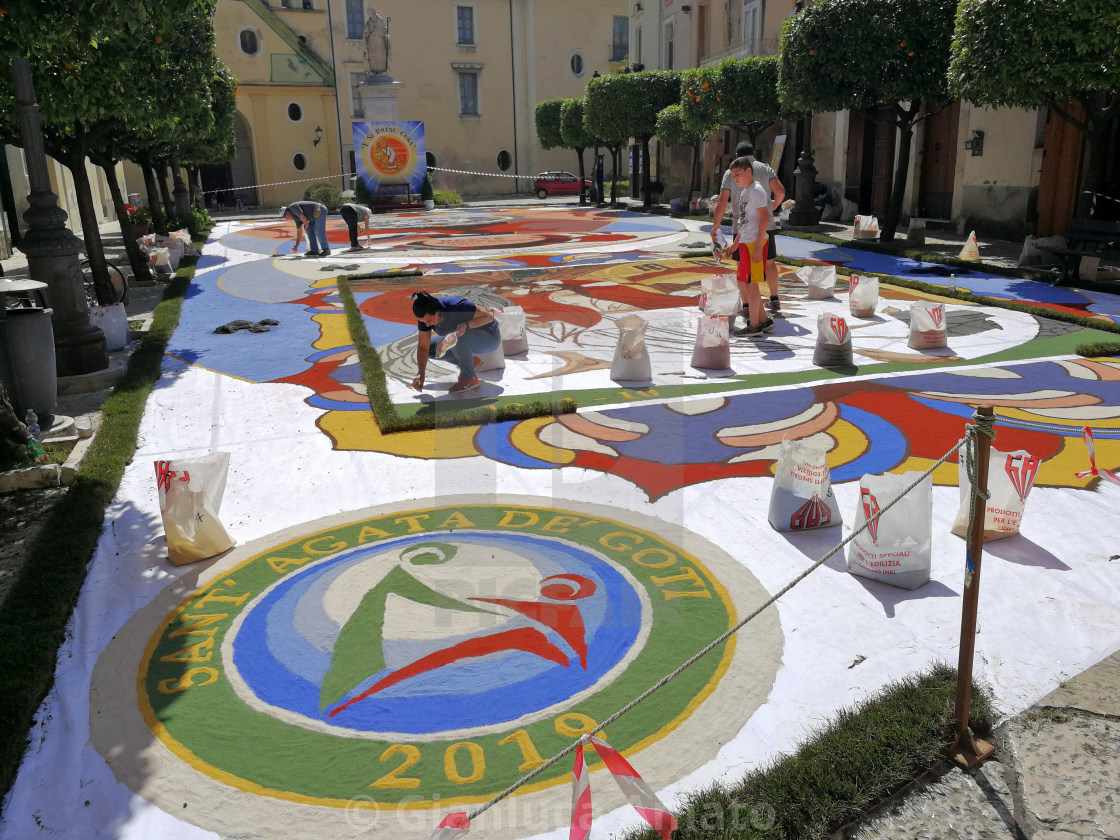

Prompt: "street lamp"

[313,125,324,146]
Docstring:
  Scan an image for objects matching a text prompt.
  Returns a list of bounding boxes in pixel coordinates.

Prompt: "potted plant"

[420,173,435,210]
[129,205,152,239]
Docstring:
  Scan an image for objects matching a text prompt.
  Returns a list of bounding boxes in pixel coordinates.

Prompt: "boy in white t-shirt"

[730,157,774,335]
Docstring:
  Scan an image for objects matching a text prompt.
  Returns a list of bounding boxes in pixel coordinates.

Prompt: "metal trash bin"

[0,278,56,426]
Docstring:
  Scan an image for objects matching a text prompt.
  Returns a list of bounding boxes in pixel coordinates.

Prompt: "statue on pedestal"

[363,10,391,75]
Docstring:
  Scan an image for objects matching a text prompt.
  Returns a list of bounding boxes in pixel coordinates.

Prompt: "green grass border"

[0,248,201,809]
[623,663,995,840]
[336,276,576,432]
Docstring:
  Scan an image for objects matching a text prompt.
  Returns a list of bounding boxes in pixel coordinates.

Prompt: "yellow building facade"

[210,0,629,207]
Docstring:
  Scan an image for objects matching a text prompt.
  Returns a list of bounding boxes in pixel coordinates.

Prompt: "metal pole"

[949,404,996,769]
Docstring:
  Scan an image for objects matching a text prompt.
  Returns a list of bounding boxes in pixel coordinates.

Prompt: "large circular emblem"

[91,498,782,839]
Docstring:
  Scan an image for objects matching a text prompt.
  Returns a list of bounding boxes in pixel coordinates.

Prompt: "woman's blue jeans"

[429,321,501,379]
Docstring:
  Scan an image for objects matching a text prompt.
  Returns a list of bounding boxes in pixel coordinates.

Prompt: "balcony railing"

[699,37,779,66]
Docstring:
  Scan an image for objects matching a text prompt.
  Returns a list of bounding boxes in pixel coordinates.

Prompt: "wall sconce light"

[634,2,642,10]
[681,4,692,12]
[964,129,984,156]
[313,125,324,146]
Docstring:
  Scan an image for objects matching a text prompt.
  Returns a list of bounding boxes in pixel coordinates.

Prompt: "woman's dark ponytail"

[411,290,442,318]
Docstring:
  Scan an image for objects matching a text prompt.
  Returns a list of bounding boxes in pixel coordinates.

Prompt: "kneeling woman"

[411,291,501,393]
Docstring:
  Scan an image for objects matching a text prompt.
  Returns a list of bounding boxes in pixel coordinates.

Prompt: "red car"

[534,171,592,199]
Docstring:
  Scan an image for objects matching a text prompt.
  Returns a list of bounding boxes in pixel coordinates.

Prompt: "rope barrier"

[465,407,998,824]
[429,165,530,180]
[202,171,357,196]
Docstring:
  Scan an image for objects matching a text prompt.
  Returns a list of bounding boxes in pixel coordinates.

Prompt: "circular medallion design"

[91,498,782,839]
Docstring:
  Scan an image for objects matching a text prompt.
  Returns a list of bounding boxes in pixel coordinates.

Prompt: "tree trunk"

[139,155,168,236]
[881,102,920,242]
[574,147,587,205]
[640,136,653,210]
[64,142,115,305]
[170,156,190,217]
[157,160,175,221]
[687,141,699,205]
[99,159,153,286]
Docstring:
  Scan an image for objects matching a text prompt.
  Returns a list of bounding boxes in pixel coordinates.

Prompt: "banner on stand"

[353,120,426,195]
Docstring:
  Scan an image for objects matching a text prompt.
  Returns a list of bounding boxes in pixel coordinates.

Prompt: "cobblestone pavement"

[849,650,1120,840]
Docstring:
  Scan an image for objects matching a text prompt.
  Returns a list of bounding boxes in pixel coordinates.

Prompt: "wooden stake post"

[949,405,997,769]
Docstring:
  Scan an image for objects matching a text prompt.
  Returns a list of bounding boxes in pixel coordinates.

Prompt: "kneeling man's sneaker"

[449,376,480,394]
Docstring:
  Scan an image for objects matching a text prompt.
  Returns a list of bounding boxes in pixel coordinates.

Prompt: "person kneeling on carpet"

[410,290,501,394]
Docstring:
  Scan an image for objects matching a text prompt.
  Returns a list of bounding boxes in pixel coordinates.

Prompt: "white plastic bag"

[908,301,947,349]
[812,314,853,367]
[155,452,235,565]
[768,437,843,532]
[847,471,932,590]
[491,306,528,356]
[952,446,1040,542]
[148,246,173,274]
[141,233,185,271]
[89,303,129,351]
[797,265,837,299]
[610,314,652,382]
[690,315,730,370]
[848,274,879,318]
[475,345,506,373]
[853,215,880,239]
[436,332,458,358]
[698,273,741,316]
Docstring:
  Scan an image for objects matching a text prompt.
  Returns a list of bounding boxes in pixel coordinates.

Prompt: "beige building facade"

[209,0,630,207]
[639,0,1101,239]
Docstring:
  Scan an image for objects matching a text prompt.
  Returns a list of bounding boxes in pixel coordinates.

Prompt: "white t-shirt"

[736,181,769,246]
[720,158,778,233]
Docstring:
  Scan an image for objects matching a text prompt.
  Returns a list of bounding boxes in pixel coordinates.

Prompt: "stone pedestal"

[787,149,822,229]
[358,74,403,123]
[10,58,107,377]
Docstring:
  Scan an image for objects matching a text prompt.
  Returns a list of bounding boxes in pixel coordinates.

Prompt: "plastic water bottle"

[24,409,41,441]
[949,273,958,293]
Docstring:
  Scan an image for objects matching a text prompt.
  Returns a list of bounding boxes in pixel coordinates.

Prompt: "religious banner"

[353,120,426,195]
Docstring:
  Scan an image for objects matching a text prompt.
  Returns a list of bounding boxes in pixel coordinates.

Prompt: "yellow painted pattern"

[312,311,351,352]
[319,409,479,459]
[825,416,871,471]
[508,416,576,465]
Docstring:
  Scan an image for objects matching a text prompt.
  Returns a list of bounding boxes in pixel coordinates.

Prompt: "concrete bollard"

[906,218,926,246]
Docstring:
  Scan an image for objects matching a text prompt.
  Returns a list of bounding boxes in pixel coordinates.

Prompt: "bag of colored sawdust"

[952,446,1040,542]
[690,314,730,370]
[908,301,947,349]
[698,273,741,316]
[796,264,837,299]
[848,274,879,318]
[610,313,652,383]
[491,306,528,356]
[812,313,853,367]
[848,471,932,590]
[155,452,235,565]
[768,437,843,532]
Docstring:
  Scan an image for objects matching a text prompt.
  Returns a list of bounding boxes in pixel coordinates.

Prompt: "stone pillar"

[10,58,107,376]
[787,149,821,229]
[170,157,191,217]
[357,74,402,123]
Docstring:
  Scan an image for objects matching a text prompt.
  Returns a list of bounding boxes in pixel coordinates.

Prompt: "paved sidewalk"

[850,648,1120,840]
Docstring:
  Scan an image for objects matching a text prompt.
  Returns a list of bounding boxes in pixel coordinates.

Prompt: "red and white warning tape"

[203,172,356,196]
[1075,426,1120,486]
[429,165,529,180]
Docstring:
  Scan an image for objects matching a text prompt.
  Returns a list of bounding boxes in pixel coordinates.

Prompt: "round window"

[287,102,303,122]
[570,52,585,76]
[293,153,307,171]
[496,150,512,171]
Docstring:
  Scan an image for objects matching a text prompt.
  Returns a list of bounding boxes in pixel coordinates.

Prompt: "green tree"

[656,104,717,205]
[586,71,681,209]
[682,56,789,146]
[560,98,598,205]
[584,75,631,205]
[779,0,957,239]
[536,97,589,204]
[949,0,1120,219]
